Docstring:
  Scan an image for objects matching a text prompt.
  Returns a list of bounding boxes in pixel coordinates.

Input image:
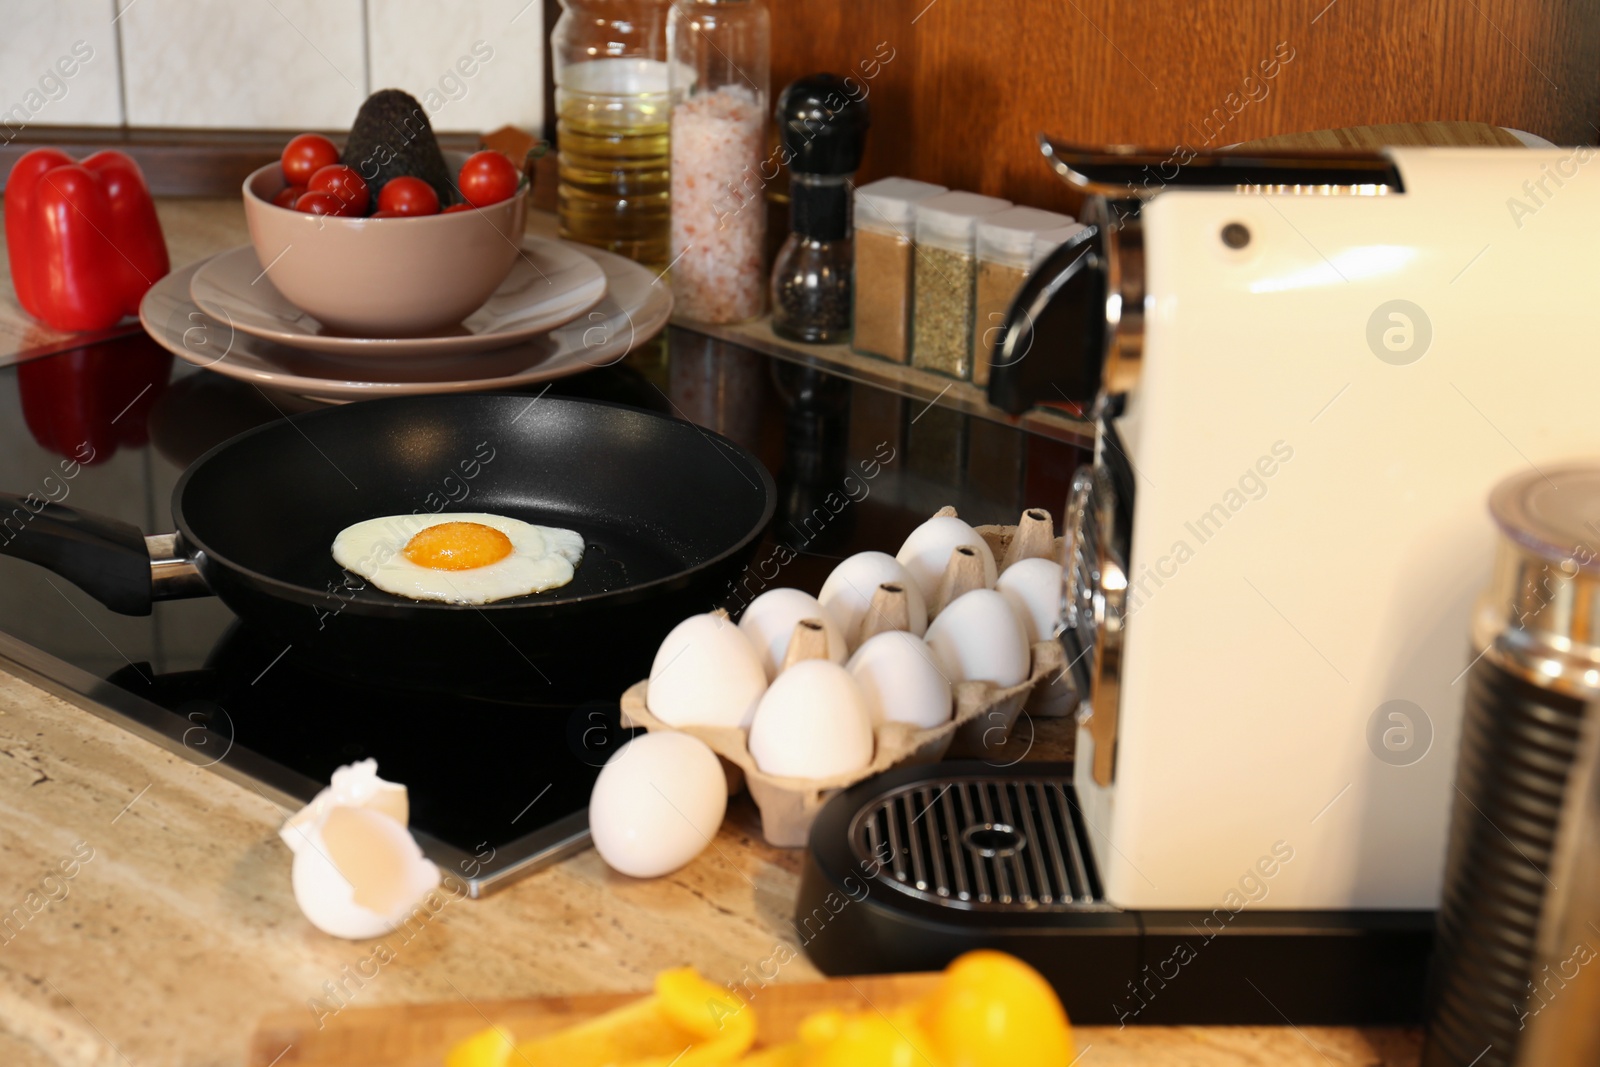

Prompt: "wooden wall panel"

[770,0,1600,211]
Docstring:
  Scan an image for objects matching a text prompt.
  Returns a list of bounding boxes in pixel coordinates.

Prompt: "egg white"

[331,512,584,604]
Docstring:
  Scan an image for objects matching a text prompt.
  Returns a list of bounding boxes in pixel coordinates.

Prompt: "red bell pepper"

[5,149,169,332]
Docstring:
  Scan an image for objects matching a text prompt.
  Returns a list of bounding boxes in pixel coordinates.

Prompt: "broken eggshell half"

[279,759,441,940]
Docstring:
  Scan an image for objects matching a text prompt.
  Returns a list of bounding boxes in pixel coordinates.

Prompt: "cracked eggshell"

[280,758,409,843]
[748,659,874,778]
[819,551,929,645]
[283,804,442,940]
[896,516,998,603]
[647,612,768,728]
[279,760,440,941]
[737,588,847,679]
[588,732,728,879]
[847,630,953,729]
[997,557,1064,644]
[924,588,1029,688]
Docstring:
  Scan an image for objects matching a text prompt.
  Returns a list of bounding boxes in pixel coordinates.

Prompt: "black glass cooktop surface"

[0,328,1079,893]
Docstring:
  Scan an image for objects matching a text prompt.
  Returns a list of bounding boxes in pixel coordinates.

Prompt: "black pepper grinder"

[770,74,870,343]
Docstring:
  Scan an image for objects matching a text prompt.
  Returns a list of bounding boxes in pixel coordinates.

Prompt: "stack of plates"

[139,237,670,403]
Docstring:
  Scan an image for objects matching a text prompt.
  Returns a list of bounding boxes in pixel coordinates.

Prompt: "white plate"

[141,245,670,402]
[187,237,608,357]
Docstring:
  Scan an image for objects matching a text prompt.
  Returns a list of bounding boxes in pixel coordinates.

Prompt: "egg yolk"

[402,522,513,571]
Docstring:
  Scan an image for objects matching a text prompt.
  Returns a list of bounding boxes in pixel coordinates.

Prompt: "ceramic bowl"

[241,153,526,338]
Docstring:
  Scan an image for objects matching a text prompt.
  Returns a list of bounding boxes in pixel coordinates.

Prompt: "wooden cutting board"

[247,972,943,1067]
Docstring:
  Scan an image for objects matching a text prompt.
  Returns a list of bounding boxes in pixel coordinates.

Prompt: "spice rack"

[672,314,1094,447]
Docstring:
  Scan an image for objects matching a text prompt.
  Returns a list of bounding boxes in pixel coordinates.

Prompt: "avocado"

[342,89,456,210]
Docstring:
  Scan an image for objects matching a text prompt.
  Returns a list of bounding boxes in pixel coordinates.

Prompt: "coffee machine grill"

[846,773,1111,912]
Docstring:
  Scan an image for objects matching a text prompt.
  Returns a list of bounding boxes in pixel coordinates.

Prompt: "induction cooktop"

[0,337,669,894]
[0,331,1076,895]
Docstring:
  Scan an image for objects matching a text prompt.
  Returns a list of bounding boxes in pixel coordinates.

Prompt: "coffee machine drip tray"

[848,775,1114,913]
[799,761,1436,1026]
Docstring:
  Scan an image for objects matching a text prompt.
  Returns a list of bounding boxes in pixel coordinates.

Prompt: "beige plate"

[187,237,608,357]
[141,244,671,403]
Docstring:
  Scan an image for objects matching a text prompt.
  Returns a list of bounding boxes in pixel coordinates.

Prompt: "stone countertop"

[0,197,1424,1066]
[0,670,1423,1066]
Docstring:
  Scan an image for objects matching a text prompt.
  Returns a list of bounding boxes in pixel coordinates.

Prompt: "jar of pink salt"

[666,0,771,324]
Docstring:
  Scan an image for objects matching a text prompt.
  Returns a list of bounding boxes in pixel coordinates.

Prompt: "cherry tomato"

[443,203,474,213]
[307,164,370,216]
[280,133,339,186]
[377,175,440,216]
[457,150,520,208]
[272,184,306,209]
[294,191,346,216]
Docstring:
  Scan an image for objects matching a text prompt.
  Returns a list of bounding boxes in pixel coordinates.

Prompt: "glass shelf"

[673,314,1094,447]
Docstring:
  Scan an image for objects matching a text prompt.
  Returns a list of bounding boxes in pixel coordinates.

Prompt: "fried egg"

[332,512,584,604]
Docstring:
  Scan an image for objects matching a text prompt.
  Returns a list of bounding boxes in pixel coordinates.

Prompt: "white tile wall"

[119,0,367,129]
[0,2,123,132]
[368,0,545,133]
[0,0,544,136]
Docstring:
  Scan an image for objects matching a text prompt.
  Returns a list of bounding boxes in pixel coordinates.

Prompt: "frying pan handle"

[0,494,154,615]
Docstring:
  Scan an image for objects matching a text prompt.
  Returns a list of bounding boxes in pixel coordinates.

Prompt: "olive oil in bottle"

[555,58,672,270]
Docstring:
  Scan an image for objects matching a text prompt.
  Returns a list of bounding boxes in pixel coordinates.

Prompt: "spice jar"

[667,0,771,324]
[911,190,1010,378]
[551,0,673,269]
[769,75,870,344]
[972,207,1081,386]
[851,177,945,363]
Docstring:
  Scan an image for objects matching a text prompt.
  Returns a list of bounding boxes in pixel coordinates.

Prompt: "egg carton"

[618,506,1075,848]
[971,505,1075,720]
[620,638,1063,848]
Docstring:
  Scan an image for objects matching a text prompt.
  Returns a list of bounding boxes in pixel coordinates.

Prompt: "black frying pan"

[0,394,774,676]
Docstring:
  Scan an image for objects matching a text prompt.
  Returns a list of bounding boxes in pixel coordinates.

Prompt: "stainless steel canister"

[1514,694,1600,1066]
[1424,464,1600,1067]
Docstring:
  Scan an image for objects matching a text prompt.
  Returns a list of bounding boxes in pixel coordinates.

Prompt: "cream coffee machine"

[799,140,1600,1025]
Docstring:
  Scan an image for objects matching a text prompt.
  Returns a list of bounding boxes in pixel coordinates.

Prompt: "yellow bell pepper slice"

[444,967,755,1067]
[916,951,1073,1067]
[444,1025,515,1067]
[793,1007,943,1067]
[733,1041,805,1067]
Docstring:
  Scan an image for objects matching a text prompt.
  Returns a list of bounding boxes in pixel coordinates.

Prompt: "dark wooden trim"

[543,1,559,145]
[0,126,481,198]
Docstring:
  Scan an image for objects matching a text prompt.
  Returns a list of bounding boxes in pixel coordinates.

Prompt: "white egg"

[924,588,1030,688]
[280,787,441,941]
[647,613,767,728]
[588,732,728,879]
[737,588,847,679]
[895,516,998,603]
[748,660,874,778]
[997,557,1064,644]
[818,551,929,646]
[331,512,584,604]
[847,630,953,729]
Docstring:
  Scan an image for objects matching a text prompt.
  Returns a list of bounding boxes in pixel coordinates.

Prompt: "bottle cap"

[1032,221,1089,268]
[914,190,1012,253]
[776,74,870,176]
[977,206,1076,266]
[855,177,946,232]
